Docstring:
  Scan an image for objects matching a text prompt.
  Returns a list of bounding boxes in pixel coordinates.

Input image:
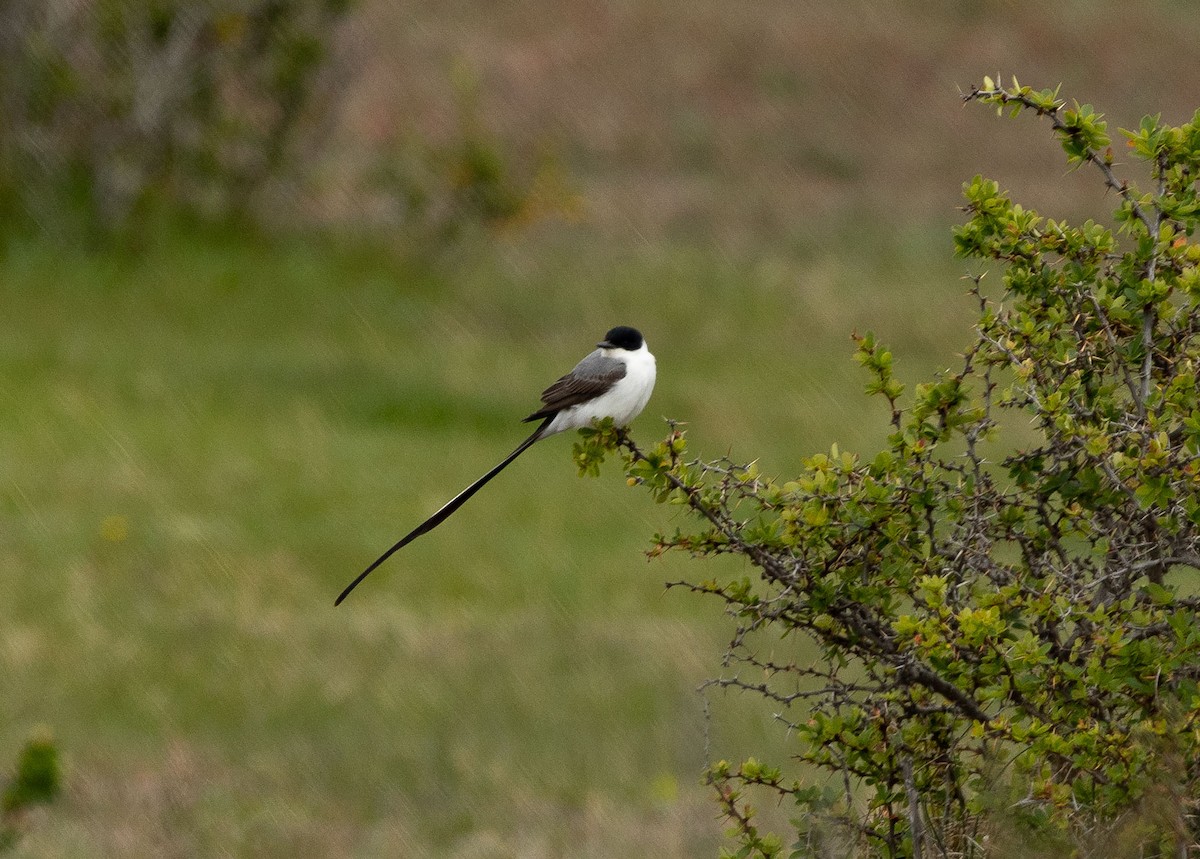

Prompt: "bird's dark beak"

[597,340,614,349]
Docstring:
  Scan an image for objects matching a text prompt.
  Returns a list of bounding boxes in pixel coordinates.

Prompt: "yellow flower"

[99,515,128,543]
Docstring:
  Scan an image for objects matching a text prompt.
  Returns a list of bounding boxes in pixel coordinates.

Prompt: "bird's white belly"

[547,348,656,436]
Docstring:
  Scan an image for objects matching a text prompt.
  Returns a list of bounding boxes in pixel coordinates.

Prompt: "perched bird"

[335,325,656,605]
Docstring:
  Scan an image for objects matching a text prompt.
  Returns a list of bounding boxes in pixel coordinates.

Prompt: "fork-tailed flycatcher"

[335,325,656,605]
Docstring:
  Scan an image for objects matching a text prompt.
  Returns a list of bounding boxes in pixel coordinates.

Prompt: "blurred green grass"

[0,225,977,855]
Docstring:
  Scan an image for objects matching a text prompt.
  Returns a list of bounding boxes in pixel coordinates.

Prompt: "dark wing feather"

[523,353,626,422]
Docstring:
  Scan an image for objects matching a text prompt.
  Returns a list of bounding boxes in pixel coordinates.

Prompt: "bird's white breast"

[547,343,656,435]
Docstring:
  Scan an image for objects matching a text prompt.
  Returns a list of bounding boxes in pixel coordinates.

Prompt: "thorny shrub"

[578,79,1200,858]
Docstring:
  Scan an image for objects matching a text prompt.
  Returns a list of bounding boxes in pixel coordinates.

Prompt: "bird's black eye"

[602,326,643,350]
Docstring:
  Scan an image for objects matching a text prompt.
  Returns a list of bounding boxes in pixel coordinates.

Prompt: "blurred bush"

[0,0,353,240]
[0,729,60,852]
[0,1,575,246]
[368,62,580,243]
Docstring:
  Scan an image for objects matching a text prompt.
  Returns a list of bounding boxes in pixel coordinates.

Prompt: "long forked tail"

[335,417,552,606]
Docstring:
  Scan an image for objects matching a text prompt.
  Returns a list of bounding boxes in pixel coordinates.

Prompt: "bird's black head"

[598,326,644,351]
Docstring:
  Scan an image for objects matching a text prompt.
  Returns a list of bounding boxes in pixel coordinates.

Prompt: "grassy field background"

[3,2,1200,856]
